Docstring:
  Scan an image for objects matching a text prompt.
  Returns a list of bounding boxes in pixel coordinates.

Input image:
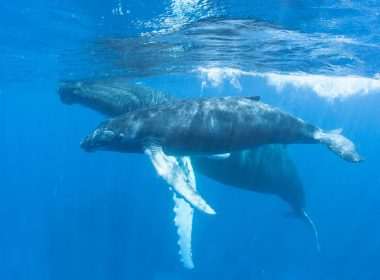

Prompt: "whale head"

[57,81,85,105]
[80,124,118,152]
[80,118,141,153]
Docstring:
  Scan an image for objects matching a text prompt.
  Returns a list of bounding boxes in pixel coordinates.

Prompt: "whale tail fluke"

[314,129,364,163]
[298,210,320,253]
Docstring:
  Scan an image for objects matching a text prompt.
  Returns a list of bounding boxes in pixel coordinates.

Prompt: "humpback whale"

[80,96,363,163]
[58,80,175,116]
[191,145,320,251]
[59,80,363,266]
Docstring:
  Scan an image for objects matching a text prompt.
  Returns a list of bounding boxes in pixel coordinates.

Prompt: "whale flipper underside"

[173,193,194,269]
[144,145,216,215]
[145,146,205,268]
[173,157,196,268]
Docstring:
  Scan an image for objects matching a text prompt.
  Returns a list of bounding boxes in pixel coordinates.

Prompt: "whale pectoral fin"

[206,153,230,160]
[173,193,194,269]
[314,129,364,163]
[244,96,260,101]
[144,145,216,215]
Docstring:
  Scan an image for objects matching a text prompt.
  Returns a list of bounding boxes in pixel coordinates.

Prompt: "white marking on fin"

[301,210,320,253]
[173,194,194,269]
[207,153,230,160]
[329,128,343,134]
[144,145,216,215]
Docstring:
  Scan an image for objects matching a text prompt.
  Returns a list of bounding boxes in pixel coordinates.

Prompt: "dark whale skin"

[58,80,175,117]
[85,96,318,156]
[191,145,305,213]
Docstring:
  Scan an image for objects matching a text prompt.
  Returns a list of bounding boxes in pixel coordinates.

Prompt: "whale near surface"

[81,95,364,163]
[58,80,176,117]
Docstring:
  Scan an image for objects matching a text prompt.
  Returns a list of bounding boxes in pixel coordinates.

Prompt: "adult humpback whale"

[81,96,363,159]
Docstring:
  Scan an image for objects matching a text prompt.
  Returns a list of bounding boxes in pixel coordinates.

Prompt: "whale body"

[58,80,175,117]
[192,145,305,213]
[80,96,363,163]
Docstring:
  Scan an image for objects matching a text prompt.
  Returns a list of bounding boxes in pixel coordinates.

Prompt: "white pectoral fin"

[144,145,216,215]
[207,153,230,160]
[173,193,194,269]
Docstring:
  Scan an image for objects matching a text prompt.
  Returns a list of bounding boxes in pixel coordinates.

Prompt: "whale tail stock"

[314,128,364,163]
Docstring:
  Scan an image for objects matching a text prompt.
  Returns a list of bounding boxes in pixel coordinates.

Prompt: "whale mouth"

[80,129,115,152]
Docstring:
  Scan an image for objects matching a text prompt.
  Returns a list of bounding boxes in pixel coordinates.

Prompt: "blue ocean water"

[1,1,380,279]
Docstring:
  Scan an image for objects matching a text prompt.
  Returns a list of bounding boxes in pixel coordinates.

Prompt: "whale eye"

[92,129,115,144]
[102,130,115,138]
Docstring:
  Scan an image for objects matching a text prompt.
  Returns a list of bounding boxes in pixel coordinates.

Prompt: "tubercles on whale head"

[57,81,84,105]
[80,121,139,153]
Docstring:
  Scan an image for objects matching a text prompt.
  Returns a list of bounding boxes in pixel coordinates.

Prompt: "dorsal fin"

[244,96,260,101]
